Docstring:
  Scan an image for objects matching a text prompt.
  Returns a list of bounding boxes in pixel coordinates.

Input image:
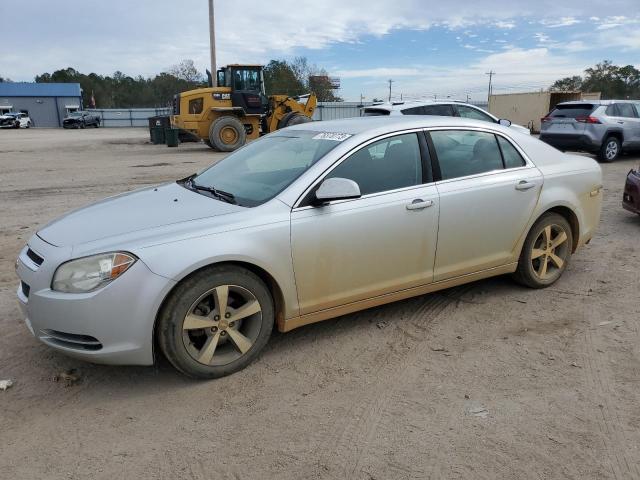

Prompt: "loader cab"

[217,65,267,115]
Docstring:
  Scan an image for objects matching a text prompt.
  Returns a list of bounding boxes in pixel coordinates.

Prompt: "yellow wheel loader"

[171,64,317,151]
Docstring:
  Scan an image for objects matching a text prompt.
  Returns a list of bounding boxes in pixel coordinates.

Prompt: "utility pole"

[485,70,495,103]
[388,79,394,102]
[208,0,217,86]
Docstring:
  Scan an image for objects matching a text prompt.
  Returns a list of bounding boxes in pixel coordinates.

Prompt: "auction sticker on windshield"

[312,132,353,141]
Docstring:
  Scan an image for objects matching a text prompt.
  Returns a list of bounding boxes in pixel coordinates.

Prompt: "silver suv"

[539,100,640,162]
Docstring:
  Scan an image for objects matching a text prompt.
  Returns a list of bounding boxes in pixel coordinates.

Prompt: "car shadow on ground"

[25,275,516,397]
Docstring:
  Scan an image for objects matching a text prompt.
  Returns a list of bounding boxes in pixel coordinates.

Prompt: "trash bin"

[165,128,179,147]
[152,126,165,144]
[148,115,170,141]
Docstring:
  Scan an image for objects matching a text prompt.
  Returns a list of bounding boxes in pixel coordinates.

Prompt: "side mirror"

[314,177,361,204]
[498,118,512,127]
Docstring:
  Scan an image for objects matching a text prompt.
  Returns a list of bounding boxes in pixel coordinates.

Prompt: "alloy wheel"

[182,285,262,366]
[605,140,618,161]
[530,224,570,281]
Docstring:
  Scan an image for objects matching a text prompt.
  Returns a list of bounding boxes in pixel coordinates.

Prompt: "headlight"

[52,252,136,293]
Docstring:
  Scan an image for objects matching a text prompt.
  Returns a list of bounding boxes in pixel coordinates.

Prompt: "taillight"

[541,116,551,123]
[575,116,601,124]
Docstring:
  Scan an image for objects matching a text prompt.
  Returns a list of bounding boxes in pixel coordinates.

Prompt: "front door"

[291,132,439,314]
[429,129,542,281]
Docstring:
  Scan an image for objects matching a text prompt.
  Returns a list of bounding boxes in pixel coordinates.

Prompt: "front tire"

[208,116,246,152]
[512,213,573,288]
[599,136,620,162]
[157,265,274,379]
[277,112,312,129]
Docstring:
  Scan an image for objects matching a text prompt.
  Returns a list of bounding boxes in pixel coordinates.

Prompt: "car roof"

[363,100,478,112]
[556,99,639,106]
[283,115,507,138]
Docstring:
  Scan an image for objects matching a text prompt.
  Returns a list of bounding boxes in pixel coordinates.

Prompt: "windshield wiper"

[189,180,237,205]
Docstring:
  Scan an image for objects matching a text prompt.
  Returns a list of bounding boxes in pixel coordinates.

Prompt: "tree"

[264,57,342,101]
[0,76,11,83]
[168,59,205,85]
[263,60,306,97]
[550,76,582,92]
[551,61,640,99]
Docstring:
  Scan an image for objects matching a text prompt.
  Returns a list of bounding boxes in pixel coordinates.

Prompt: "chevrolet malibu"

[16,117,603,378]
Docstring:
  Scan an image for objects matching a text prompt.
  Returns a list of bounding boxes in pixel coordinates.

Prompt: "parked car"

[15,116,602,378]
[62,111,101,129]
[361,100,531,134]
[0,112,30,128]
[623,165,640,215]
[539,100,640,162]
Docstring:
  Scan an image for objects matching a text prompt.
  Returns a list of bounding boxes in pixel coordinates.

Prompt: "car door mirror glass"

[499,118,512,127]
[315,177,361,204]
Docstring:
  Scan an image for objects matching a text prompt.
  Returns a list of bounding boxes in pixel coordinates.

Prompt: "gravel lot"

[1,128,639,479]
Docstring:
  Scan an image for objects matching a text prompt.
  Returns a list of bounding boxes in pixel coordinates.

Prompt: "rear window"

[362,108,391,117]
[548,104,596,118]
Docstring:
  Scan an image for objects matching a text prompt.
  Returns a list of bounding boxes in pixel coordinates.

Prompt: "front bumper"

[539,133,600,152]
[15,234,176,365]
[623,169,640,215]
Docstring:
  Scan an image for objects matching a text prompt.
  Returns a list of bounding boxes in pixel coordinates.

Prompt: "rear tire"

[209,116,246,152]
[277,112,312,129]
[599,136,620,162]
[512,213,573,289]
[157,265,274,379]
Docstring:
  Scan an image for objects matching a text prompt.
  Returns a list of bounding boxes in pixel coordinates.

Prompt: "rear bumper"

[623,170,640,214]
[539,133,600,152]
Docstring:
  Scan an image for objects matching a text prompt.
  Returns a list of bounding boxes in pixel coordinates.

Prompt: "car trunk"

[542,103,596,134]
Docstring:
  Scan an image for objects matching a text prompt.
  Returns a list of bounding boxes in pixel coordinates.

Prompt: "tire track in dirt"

[316,285,475,478]
[583,324,638,479]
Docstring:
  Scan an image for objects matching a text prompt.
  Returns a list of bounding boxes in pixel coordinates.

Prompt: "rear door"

[428,129,542,281]
[612,103,640,147]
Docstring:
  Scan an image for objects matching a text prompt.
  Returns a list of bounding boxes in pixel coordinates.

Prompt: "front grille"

[21,281,30,298]
[26,248,44,266]
[40,330,103,351]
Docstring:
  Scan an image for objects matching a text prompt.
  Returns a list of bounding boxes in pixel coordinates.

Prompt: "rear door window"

[430,130,504,180]
[422,105,455,116]
[497,136,526,169]
[549,104,596,119]
[616,103,638,118]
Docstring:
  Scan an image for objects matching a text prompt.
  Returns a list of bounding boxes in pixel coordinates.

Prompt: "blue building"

[0,83,83,127]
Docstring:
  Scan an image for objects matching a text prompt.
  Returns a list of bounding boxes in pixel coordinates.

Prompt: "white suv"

[362,101,531,135]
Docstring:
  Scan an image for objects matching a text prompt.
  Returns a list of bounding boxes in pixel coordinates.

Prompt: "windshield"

[190,131,345,207]
[69,112,83,117]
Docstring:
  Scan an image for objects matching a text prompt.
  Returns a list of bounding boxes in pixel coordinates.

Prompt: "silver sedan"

[15,117,603,378]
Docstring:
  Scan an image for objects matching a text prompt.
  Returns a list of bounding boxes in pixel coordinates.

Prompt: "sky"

[1,1,639,102]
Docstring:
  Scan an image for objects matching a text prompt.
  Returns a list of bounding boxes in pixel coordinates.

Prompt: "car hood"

[38,182,243,248]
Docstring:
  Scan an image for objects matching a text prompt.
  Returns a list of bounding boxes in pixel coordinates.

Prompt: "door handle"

[406,199,434,210]
[617,121,625,124]
[515,180,536,191]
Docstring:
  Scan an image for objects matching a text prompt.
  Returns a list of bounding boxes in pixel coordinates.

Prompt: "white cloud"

[541,17,581,28]
[2,1,638,82]
[495,21,516,29]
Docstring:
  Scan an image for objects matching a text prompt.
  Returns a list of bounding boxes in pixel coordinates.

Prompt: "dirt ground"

[1,127,639,480]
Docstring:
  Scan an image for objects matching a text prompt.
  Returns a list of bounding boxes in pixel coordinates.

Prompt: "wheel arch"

[604,129,624,144]
[152,260,287,361]
[536,205,580,253]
